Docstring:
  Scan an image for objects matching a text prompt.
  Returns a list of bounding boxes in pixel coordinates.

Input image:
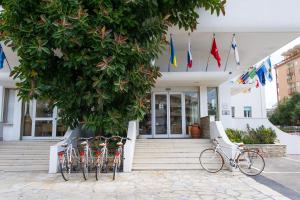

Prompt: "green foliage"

[0,0,225,136]
[225,128,244,143]
[225,125,277,144]
[269,93,300,126]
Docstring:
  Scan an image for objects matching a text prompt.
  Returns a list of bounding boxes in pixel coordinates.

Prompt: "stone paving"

[0,170,289,200]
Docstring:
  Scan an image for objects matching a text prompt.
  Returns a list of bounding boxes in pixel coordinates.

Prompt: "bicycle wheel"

[199,148,224,173]
[82,161,89,180]
[112,162,119,181]
[95,157,104,181]
[60,157,71,181]
[237,150,265,176]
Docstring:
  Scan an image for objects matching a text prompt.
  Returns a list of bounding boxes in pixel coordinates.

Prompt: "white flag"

[231,36,240,65]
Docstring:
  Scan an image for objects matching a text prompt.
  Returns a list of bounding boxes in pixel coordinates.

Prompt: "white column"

[218,82,233,129]
[199,86,208,117]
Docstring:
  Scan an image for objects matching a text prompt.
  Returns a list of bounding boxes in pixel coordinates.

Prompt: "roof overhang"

[155,72,231,87]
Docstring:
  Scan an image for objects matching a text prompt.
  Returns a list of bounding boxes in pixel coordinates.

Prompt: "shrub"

[225,125,277,144]
[225,129,244,143]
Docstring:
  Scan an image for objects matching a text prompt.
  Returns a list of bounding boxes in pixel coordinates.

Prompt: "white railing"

[48,128,80,173]
[210,121,236,171]
[123,120,139,172]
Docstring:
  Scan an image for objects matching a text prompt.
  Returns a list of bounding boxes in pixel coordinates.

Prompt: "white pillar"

[200,86,208,117]
[218,82,233,129]
[123,120,138,172]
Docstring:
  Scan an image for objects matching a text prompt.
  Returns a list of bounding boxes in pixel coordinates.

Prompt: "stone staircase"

[0,140,57,172]
[133,139,213,170]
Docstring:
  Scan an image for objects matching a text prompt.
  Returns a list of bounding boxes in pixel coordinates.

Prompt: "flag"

[0,45,5,70]
[239,72,249,84]
[231,36,240,65]
[169,36,177,67]
[256,63,267,86]
[255,78,260,88]
[210,37,221,67]
[249,67,257,79]
[265,57,273,82]
[187,38,192,68]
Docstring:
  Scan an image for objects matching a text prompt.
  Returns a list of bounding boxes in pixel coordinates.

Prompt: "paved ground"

[253,155,300,199]
[0,170,289,200]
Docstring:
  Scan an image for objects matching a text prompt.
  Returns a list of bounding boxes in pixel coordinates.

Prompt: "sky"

[265,36,300,108]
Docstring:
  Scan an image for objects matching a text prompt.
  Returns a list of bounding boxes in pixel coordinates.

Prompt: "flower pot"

[191,123,201,138]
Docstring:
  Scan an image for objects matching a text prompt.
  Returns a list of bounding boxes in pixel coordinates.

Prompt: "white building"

[1,0,300,172]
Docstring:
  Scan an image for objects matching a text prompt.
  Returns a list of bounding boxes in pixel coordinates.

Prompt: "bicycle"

[199,137,265,176]
[58,137,80,181]
[111,136,131,180]
[94,136,110,181]
[78,137,95,180]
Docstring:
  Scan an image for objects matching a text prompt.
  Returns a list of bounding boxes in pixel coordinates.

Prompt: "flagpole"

[224,34,235,72]
[205,33,215,72]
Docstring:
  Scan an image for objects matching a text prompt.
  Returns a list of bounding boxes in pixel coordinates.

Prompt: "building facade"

[1,0,300,141]
[275,46,300,102]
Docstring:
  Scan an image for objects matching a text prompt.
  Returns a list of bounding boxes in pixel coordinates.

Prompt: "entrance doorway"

[153,92,185,138]
[22,100,67,139]
[139,90,200,138]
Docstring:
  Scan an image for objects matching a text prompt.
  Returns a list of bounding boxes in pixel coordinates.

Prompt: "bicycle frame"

[214,142,242,168]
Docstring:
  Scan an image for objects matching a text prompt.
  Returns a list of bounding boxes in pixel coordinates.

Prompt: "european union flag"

[0,45,6,70]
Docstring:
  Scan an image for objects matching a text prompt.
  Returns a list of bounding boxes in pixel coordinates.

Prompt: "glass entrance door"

[22,100,67,139]
[153,93,184,138]
[154,94,168,136]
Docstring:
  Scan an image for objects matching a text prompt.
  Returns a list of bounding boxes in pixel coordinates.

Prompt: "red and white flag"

[210,37,221,67]
[187,38,192,68]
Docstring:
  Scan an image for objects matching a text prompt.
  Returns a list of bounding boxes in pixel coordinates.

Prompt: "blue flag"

[0,45,5,69]
[266,57,273,82]
[256,63,267,86]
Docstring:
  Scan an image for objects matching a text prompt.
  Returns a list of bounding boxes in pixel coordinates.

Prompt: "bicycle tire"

[82,162,89,180]
[60,159,70,181]
[113,162,118,180]
[95,157,103,181]
[237,150,265,176]
[199,148,224,173]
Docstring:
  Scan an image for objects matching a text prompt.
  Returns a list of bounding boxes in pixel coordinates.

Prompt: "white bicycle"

[199,137,265,176]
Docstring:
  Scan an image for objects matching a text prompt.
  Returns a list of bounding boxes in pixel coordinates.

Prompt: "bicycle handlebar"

[111,136,131,141]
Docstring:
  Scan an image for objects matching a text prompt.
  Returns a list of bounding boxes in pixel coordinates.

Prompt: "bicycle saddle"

[81,141,88,146]
[99,143,106,147]
[61,143,68,147]
[116,141,123,146]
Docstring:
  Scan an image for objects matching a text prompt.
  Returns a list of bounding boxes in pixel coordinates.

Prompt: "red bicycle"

[111,136,131,180]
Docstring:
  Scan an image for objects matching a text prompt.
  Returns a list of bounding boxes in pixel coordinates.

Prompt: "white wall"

[218,82,233,128]
[231,86,267,119]
[2,89,22,141]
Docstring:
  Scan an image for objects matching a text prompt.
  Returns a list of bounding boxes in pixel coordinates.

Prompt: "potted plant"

[191,123,201,138]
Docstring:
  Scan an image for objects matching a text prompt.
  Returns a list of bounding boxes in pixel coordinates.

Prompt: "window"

[207,87,218,120]
[185,92,199,126]
[3,89,16,124]
[231,106,235,118]
[244,106,252,118]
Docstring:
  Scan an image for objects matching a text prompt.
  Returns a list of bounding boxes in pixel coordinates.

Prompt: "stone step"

[0,155,49,160]
[135,145,211,153]
[0,160,49,166]
[0,141,56,172]
[132,163,204,170]
[136,139,211,143]
[0,165,49,172]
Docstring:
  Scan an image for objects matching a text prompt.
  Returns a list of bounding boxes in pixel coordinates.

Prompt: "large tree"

[0,0,225,135]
